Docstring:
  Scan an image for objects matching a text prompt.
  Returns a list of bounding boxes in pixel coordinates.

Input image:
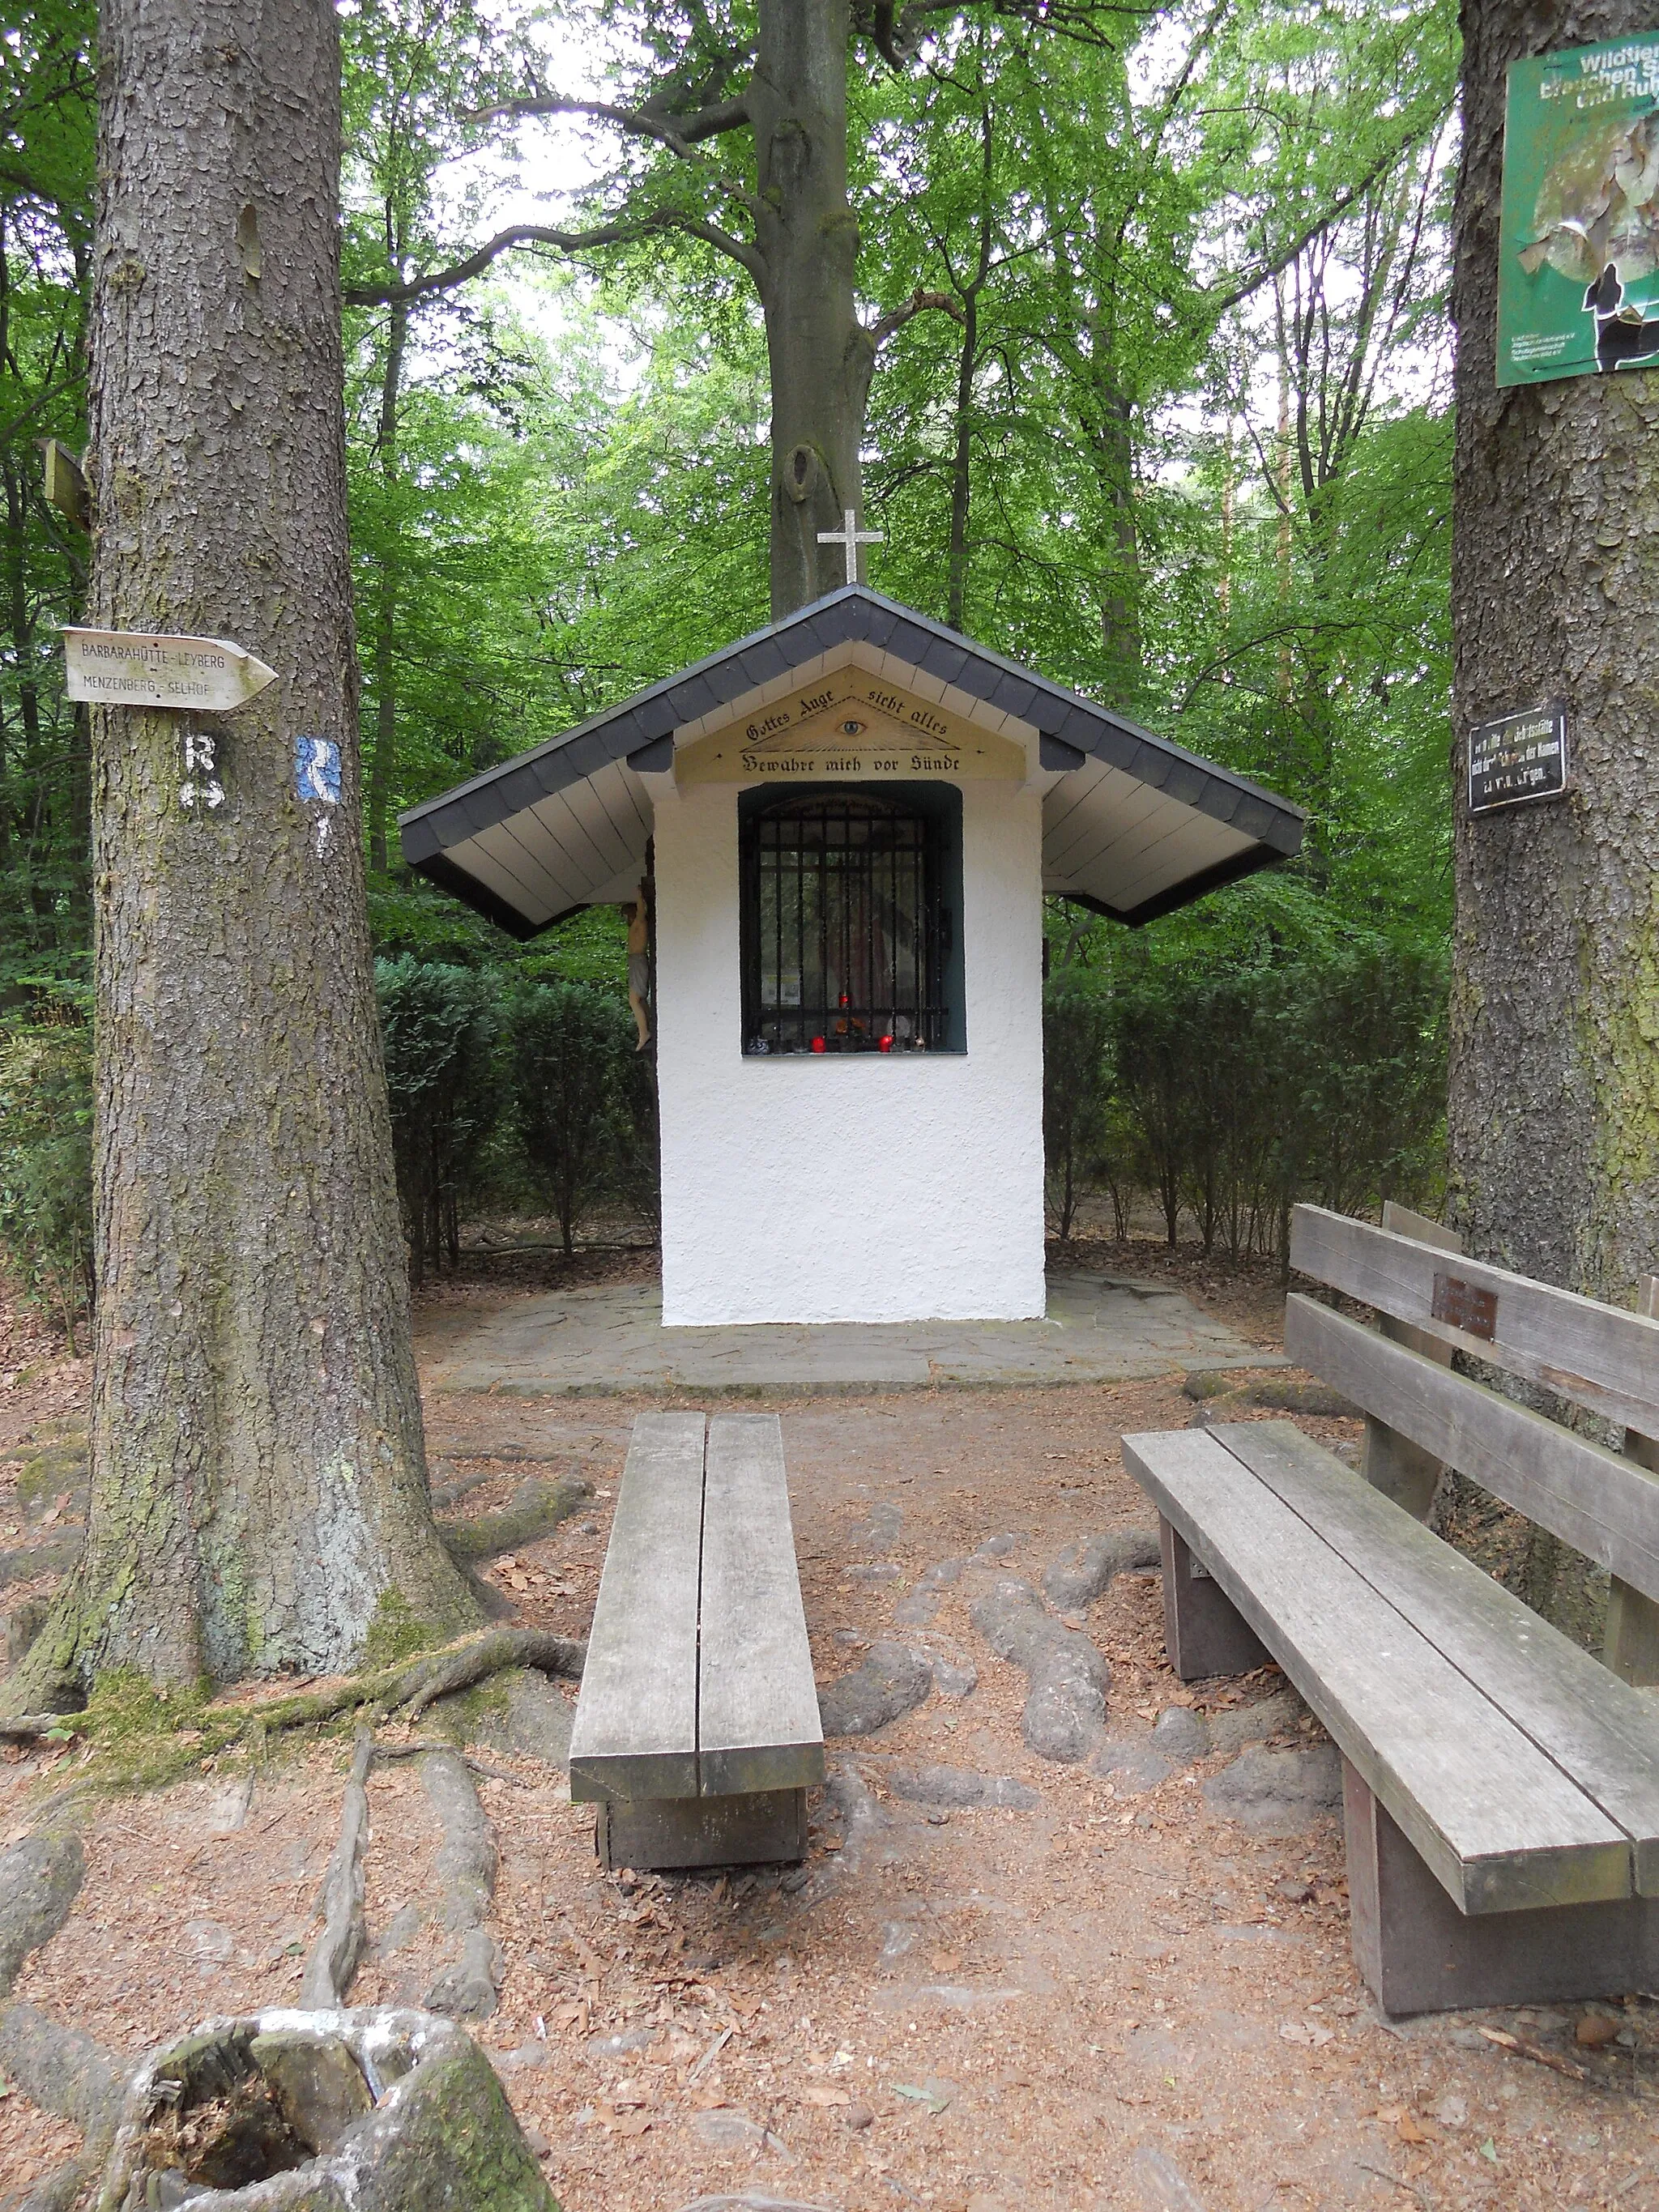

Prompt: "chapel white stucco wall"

[653,775,1047,1326]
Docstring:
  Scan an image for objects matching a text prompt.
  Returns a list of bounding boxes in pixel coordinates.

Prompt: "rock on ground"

[817,1642,934,1737]
[95,2009,556,2210]
[847,1501,903,1549]
[893,1558,965,1627]
[1094,1706,1209,1794]
[464,1667,574,1771]
[968,1579,1109,1762]
[1209,1688,1307,1755]
[1094,1737,1173,1793]
[969,1533,1017,1564]
[885,1765,1039,1810]
[927,1652,979,1699]
[1042,1528,1162,1613]
[820,1762,891,1869]
[1149,1706,1209,1762]
[1203,1745,1343,1835]
[892,1588,939,1626]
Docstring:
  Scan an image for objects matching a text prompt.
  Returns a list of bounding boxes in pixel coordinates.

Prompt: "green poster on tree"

[1497,34,1659,387]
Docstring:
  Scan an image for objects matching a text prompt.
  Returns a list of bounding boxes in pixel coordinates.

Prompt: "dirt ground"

[0,1244,1657,2211]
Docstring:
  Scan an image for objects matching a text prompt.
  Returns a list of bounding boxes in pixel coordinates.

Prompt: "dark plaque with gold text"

[1469,705,1567,814]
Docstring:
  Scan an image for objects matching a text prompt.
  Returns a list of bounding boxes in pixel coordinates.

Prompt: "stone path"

[421,1270,1284,1396]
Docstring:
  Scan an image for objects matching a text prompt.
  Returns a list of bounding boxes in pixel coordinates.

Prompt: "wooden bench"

[1124,1200,1659,2015]
[569,1411,825,1871]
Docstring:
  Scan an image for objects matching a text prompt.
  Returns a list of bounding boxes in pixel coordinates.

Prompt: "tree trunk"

[367,295,407,876]
[1448,0,1659,1301]
[945,288,978,633]
[22,0,476,1701]
[752,0,872,616]
[945,92,996,634]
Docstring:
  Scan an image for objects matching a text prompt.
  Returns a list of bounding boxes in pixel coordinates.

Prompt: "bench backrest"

[1287,1202,1659,1609]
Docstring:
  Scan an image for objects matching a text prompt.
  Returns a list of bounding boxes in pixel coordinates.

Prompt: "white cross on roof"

[817,506,884,587]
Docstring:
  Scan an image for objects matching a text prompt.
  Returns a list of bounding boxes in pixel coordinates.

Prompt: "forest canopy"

[0,0,1456,1283]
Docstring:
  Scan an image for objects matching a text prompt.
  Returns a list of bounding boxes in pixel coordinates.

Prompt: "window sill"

[742,1046,968,1059]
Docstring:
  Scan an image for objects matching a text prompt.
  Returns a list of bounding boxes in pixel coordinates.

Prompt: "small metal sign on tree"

[1468,705,1569,813]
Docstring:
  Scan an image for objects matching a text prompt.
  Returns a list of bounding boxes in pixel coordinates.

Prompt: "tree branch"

[1201,109,1452,322]
[344,211,762,307]
[868,286,965,347]
[470,91,751,154]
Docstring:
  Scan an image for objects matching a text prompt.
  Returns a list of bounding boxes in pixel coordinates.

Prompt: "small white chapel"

[400,583,1303,1328]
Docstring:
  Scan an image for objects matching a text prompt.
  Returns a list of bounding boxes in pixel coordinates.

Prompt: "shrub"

[507,979,640,1255]
[1042,914,1447,1261]
[1042,977,1113,1242]
[376,958,501,1285]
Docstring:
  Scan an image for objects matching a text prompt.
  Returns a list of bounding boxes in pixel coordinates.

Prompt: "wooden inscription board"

[1469,705,1567,813]
[676,671,1027,784]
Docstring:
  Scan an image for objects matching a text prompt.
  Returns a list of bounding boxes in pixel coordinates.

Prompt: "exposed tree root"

[371,1737,533,1788]
[438,1474,591,1562]
[0,1813,131,2191]
[388,1626,586,1723]
[0,1714,75,1743]
[298,1728,374,2007]
[224,1626,585,1742]
[429,1463,507,1512]
[0,1627,583,1776]
[0,2003,129,2146]
[13,2157,93,2212]
[0,1828,85,2001]
[419,1748,502,2019]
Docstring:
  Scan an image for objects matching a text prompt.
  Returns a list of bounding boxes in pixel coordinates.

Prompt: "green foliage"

[0,0,95,997]
[0,1006,92,1346]
[1042,976,1113,1242]
[507,979,644,1256]
[1048,889,1448,1259]
[376,957,502,1282]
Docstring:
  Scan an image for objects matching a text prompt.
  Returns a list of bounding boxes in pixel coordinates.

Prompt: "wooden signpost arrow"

[62,628,278,712]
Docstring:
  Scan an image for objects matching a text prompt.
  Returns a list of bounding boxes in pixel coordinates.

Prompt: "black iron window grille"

[739,786,961,1055]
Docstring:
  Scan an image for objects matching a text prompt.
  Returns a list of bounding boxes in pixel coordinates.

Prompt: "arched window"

[738,784,965,1055]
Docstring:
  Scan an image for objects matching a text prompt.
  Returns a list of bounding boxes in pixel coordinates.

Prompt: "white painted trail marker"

[180,727,224,812]
[62,628,277,712]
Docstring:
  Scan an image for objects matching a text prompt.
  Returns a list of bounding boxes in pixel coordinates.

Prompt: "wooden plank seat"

[569,1411,825,1871]
[1123,1201,1659,2015]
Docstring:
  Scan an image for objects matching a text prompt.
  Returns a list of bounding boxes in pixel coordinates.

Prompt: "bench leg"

[595,1787,808,1873]
[1159,1517,1269,1680]
[1343,1761,1656,2014]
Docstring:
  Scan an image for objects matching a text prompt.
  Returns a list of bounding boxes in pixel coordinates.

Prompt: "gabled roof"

[399,585,1304,937]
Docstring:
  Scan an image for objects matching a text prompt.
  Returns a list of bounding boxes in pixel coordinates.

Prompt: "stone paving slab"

[424,1272,1286,1396]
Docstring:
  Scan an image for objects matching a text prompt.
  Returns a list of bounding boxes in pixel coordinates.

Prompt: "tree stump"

[95,2009,557,2211]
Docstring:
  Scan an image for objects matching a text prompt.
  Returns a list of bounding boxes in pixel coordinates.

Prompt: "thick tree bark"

[23,0,476,1699]
[1448,0,1659,1300]
[751,0,872,615]
[367,296,407,876]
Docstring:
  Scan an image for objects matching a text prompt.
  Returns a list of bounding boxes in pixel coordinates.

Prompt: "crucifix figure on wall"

[817,507,884,588]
